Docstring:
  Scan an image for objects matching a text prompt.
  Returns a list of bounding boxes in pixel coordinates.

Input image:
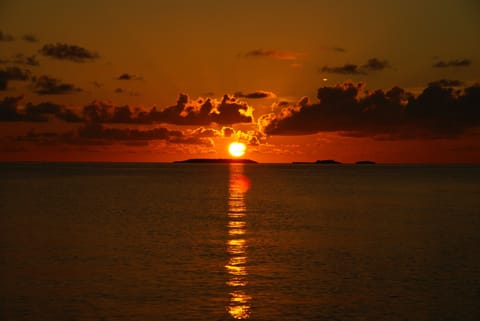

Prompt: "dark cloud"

[320,58,390,75]
[0,54,40,66]
[1,93,254,126]
[320,64,365,75]
[332,47,346,53]
[16,124,214,147]
[428,79,465,87]
[39,43,99,62]
[0,67,31,90]
[32,75,82,95]
[18,124,211,146]
[258,82,480,139]
[362,58,390,71]
[433,59,472,68]
[243,49,302,61]
[0,31,14,42]
[24,101,82,122]
[235,90,276,99]
[0,96,82,122]
[114,87,140,96]
[12,54,40,66]
[116,73,142,80]
[0,96,27,121]
[22,34,38,42]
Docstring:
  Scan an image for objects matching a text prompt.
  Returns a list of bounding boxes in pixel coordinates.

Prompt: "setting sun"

[229,142,246,157]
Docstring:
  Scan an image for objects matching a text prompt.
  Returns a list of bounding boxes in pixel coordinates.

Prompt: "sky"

[1,0,479,163]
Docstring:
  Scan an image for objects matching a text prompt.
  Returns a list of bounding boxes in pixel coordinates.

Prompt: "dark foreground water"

[1,163,479,321]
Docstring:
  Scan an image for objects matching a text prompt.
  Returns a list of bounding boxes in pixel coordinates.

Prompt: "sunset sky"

[1,0,479,163]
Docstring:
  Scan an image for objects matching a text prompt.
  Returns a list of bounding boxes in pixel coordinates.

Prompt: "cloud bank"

[258,82,480,140]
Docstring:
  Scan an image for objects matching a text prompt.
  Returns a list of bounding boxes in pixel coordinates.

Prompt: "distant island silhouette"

[292,160,377,165]
[316,159,342,164]
[174,158,258,164]
[292,160,342,164]
[355,160,376,165]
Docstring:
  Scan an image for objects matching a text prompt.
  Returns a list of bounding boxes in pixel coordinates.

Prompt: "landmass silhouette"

[174,158,258,164]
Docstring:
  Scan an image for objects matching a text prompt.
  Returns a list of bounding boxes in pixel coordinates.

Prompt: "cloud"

[0,67,31,90]
[243,49,303,61]
[0,96,28,121]
[0,96,82,122]
[12,54,40,66]
[320,58,390,75]
[362,58,390,71]
[318,46,346,53]
[144,94,254,125]
[39,43,99,62]
[433,59,472,68]
[114,87,140,96]
[0,31,14,42]
[15,123,214,147]
[116,73,142,80]
[22,34,38,42]
[32,75,82,95]
[191,127,223,137]
[0,54,40,66]
[235,90,276,99]
[258,81,480,139]
[428,79,465,87]
[1,93,254,126]
[320,64,365,75]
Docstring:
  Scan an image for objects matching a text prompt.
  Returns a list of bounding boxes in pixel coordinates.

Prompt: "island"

[316,159,342,164]
[174,158,258,164]
[355,160,376,165]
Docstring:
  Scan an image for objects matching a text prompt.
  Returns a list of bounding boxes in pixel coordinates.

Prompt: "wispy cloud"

[39,43,99,63]
[0,31,14,42]
[433,59,472,68]
[320,57,390,75]
[116,73,143,80]
[32,75,82,95]
[428,79,464,87]
[243,49,304,61]
[22,34,39,43]
[234,90,276,99]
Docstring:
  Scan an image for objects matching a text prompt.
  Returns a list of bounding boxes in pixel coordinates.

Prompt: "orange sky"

[1,0,480,163]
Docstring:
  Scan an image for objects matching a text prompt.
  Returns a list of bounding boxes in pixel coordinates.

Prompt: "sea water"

[1,163,479,321]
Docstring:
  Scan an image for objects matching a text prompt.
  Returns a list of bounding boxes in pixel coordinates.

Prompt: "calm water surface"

[1,163,479,321]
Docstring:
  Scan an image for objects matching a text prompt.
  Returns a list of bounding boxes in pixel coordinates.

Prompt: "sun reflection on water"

[226,164,251,319]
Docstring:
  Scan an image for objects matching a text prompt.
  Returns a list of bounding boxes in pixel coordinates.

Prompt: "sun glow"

[228,142,246,157]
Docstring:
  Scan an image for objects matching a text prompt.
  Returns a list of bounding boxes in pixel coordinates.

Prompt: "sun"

[228,142,246,157]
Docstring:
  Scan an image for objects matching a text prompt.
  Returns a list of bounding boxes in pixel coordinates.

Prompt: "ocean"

[1,163,479,321]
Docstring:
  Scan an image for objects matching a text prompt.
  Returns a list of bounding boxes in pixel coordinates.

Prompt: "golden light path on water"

[226,164,251,319]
